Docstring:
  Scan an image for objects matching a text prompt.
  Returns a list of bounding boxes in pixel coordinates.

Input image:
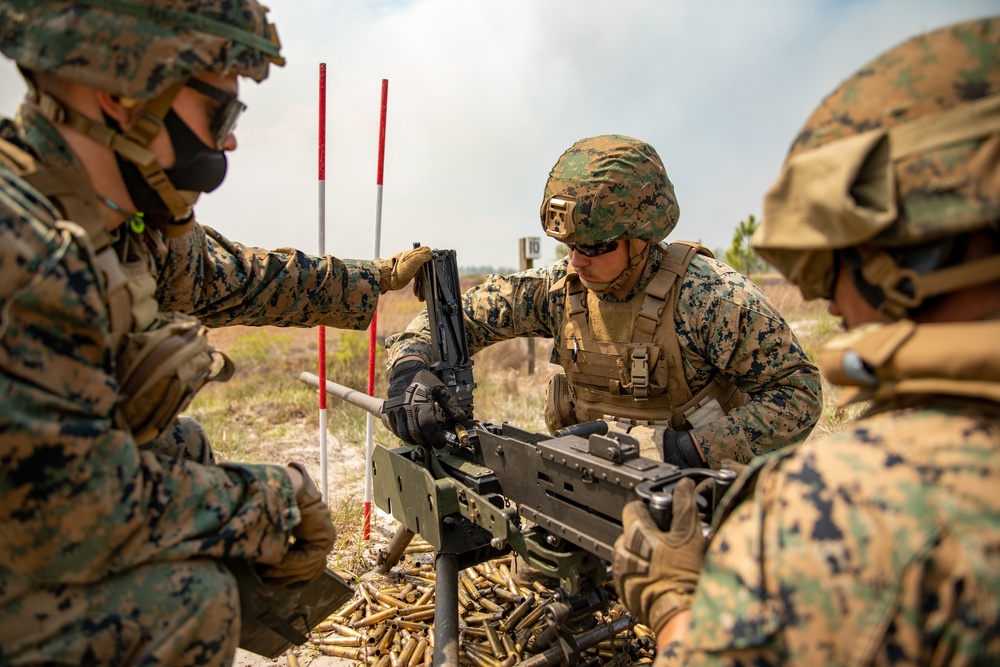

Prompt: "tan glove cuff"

[374,257,393,293]
[647,590,695,636]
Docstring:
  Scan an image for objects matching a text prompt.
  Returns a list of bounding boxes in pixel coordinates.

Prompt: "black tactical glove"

[387,359,426,402]
[384,363,467,448]
[659,430,705,468]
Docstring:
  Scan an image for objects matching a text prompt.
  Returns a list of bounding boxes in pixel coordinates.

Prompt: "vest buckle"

[630,346,650,400]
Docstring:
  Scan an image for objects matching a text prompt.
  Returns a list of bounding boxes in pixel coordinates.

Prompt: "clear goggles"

[185,78,247,149]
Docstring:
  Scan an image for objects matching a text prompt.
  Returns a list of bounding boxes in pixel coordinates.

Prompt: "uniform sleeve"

[385,262,567,367]
[0,212,298,589]
[155,222,382,330]
[677,257,822,465]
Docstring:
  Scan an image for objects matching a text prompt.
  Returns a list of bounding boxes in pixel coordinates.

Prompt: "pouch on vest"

[544,371,577,434]
[116,312,234,444]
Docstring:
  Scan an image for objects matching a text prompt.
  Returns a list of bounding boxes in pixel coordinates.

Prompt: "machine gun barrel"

[300,372,386,423]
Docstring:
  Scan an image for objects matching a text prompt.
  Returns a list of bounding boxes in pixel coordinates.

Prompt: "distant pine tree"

[724,214,768,276]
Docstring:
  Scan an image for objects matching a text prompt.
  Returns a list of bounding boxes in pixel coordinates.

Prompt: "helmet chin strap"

[578,239,649,294]
[852,244,1000,321]
[31,80,197,236]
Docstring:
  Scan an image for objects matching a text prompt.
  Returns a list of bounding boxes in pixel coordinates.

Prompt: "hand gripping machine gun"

[301,248,736,665]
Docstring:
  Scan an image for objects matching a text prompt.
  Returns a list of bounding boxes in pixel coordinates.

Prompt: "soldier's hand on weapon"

[376,246,433,292]
[626,425,706,468]
[661,430,705,468]
[259,463,336,586]
[612,477,709,636]
[384,359,467,448]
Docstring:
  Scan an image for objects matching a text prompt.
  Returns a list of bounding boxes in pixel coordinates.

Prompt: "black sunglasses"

[185,78,247,149]
[566,239,620,257]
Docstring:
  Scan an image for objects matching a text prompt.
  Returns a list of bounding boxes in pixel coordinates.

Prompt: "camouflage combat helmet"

[0,0,284,231]
[754,17,1000,319]
[541,135,680,247]
[0,0,284,101]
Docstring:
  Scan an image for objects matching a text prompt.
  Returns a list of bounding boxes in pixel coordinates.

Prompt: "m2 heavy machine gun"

[301,248,736,665]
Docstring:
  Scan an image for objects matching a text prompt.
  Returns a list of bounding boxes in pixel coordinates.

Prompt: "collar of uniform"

[7,103,112,240]
[603,243,663,303]
[10,102,78,170]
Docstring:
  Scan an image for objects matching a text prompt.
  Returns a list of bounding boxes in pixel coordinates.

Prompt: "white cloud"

[1,0,995,267]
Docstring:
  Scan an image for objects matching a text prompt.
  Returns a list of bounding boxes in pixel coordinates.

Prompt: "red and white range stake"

[317,63,329,503]
[364,79,389,540]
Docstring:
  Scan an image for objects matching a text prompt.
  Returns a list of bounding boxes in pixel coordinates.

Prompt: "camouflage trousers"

[0,417,239,666]
[0,559,239,666]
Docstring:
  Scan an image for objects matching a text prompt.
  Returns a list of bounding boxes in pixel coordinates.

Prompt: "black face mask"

[108,110,228,221]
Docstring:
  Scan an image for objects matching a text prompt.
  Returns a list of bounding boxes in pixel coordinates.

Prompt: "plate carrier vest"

[547,241,748,433]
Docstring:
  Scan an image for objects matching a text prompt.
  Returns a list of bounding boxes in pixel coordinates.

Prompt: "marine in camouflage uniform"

[386,135,821,468]
[0,1,427,664]
[613,17,1000,666]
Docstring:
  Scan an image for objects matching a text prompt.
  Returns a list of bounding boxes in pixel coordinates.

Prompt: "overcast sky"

[1,1,995,270]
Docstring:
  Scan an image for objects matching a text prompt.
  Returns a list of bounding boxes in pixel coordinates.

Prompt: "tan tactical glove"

[377,246,432,292]
[613,477,706,634]
[260,462,336,586]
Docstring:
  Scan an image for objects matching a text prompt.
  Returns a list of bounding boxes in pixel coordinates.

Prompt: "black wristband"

[659,430,704,468]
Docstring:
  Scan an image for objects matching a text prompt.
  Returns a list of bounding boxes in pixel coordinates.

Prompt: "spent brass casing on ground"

[409,638,429,667]
[322,621,362,638]
[459,573,481,600]
[353,607,397,628]
[491,585,523,604]
[400,608,436,623]
[532,581,553,598]
[376,624,397,653]
[316,645,361,659]
[358,582,376,607]
[484,622,505,658]
[404,543,435,554]
[399,583,417,603]
[465,611,504,625]
[477,595,505,614]
[317,635,363,647]
[397,636,419,666]
[514,601,549,633]
[415,585,435,606]
[632,623,655,639]
[499,632,520,663]
[373,589,410,609]
[465,644,503,667]
[497,563,518,595]
[500,593,535,632]
[367,623,388,645]
[331,596,365,622]
[457,586,476,611]
[393,619,432,633]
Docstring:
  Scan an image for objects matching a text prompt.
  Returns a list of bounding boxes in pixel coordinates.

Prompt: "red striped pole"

[364,79,389,541]
[317,63,329,504]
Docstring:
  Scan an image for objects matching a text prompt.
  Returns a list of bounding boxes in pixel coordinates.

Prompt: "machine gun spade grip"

[419,246,476,420]
[635,468,739,532]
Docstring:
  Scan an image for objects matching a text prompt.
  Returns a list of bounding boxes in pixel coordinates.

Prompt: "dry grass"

[190,271,855,578]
